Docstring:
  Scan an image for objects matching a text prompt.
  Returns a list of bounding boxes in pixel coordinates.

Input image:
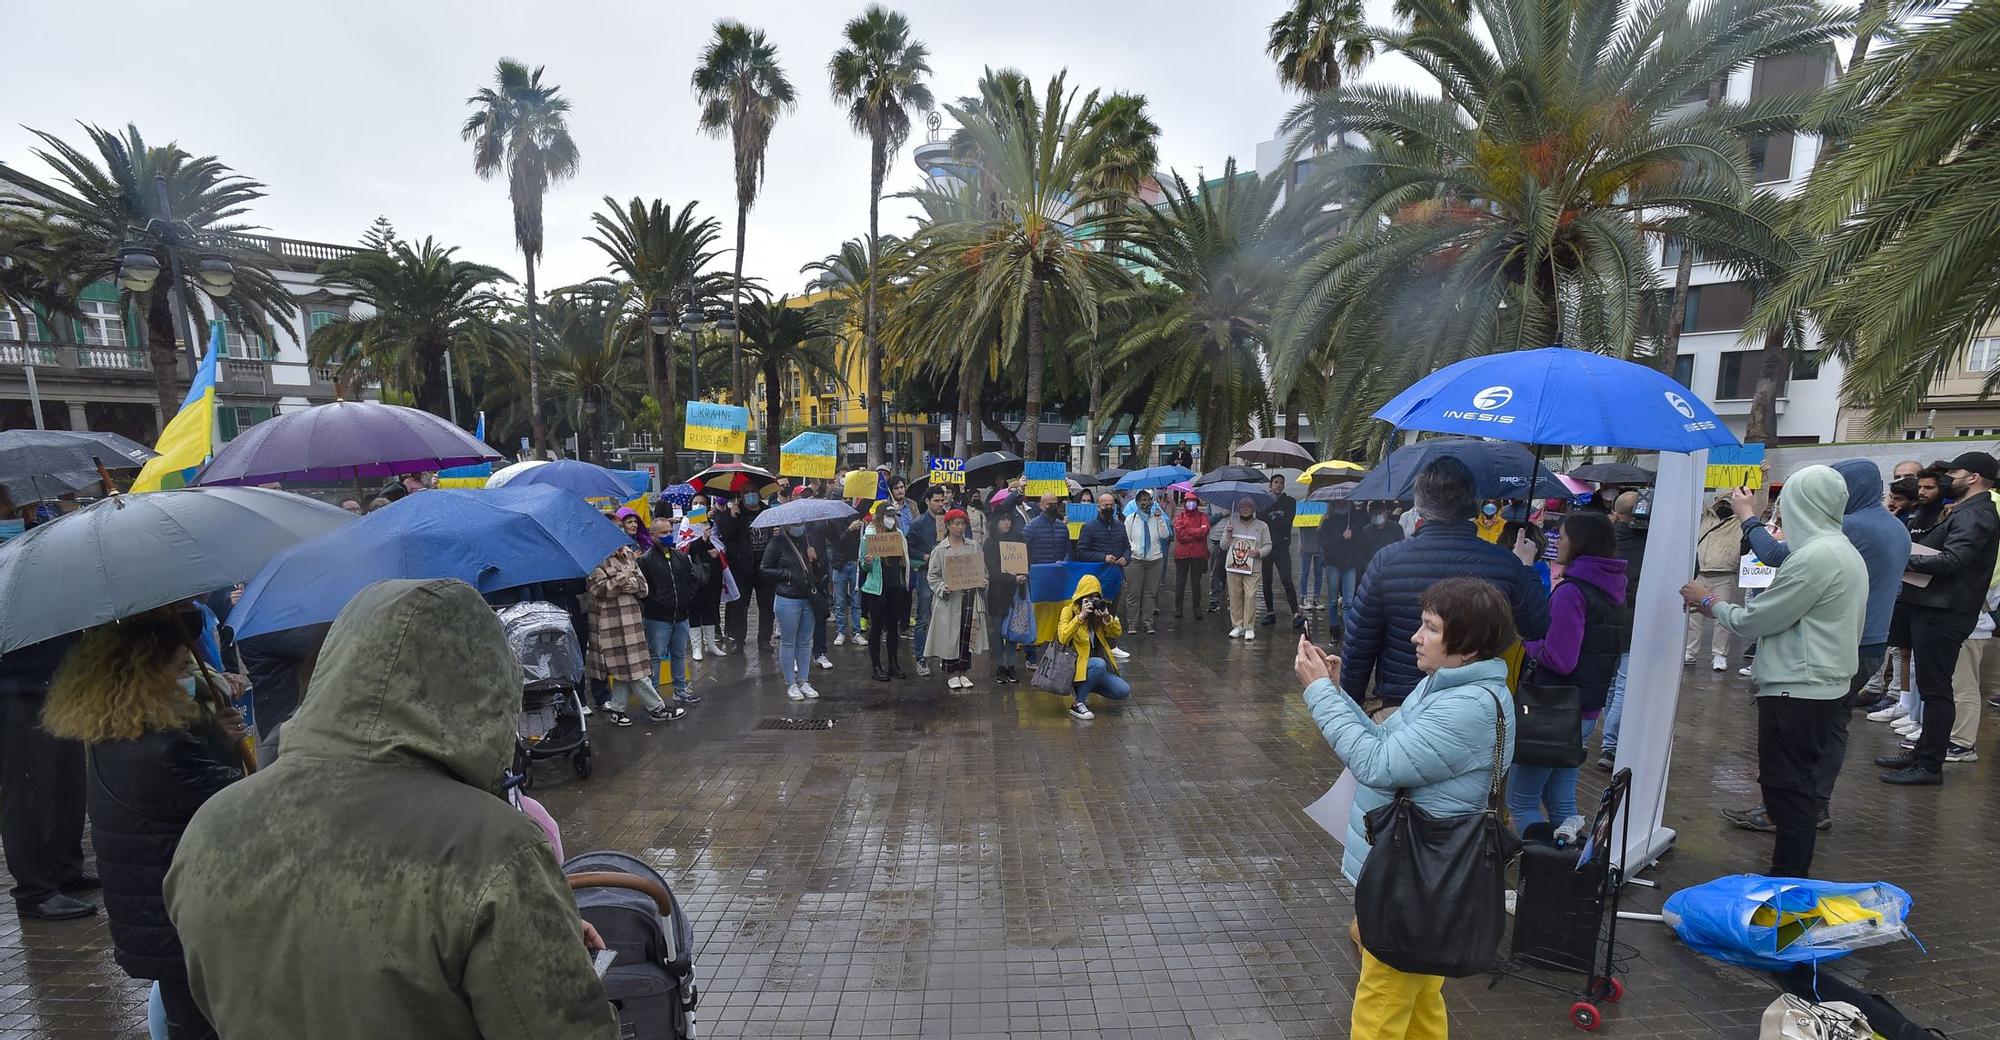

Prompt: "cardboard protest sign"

[866,532,905,557]
[942,550,986,591]
[999,541,1028,576]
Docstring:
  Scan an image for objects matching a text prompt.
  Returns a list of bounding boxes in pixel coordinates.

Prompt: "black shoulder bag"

[1354,688,1521,978]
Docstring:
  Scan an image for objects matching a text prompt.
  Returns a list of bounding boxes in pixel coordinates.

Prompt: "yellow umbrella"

[1298,460,1366,486]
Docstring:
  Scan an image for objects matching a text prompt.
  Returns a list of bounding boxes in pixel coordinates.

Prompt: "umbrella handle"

[177,624,257,777]
[92,455,115,498]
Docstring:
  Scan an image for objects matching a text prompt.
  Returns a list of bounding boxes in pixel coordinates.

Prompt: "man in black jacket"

[1877,451,2000,784]
[640,518,707,708]
[1260,474,1300,625]
[0,634,96,921]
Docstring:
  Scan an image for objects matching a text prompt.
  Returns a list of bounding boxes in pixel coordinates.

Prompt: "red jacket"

[1172,509,1211,559]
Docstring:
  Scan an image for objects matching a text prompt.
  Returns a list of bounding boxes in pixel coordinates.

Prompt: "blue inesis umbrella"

[1372,346,1739,454]
[486,458,635,502]
[1345,438,1572,502]
[1114,465,1195,491]
[229,485,631,640]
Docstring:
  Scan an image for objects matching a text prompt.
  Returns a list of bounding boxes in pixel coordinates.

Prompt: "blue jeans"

[1600,653,1631,754]
[644,618,693,700]
[1299,552,1325,600]
[774,595,814,683]
[1073,656,1132,706]
[830,561,861,637]
[912,572,933,651]
[1508,717,1599,829]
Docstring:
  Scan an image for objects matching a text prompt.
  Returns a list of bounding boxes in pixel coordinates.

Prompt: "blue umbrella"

[1194,480,1275,512]
[486,458,634,501]
[656,483,697,511]
[1114,465,1195,491]
[229,485,630,640]
[1372,346,1738,453]
[1346,438,1571,502]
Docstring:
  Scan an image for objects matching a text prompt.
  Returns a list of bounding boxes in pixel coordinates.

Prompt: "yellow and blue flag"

[130,322,222,492]
[438,413,493,488]
[685,402,749,454]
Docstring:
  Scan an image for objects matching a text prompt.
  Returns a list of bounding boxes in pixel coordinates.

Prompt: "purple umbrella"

[196,401,500,486]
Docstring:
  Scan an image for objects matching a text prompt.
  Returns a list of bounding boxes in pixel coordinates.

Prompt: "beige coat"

[924,539,991,660]
[1694,509,1743,575]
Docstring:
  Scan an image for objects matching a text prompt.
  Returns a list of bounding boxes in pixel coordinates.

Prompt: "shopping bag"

[1031,642,1078,695]
[1661,874,1913,971]
[1002,590,1034,645]
[1758,995,1871,1040]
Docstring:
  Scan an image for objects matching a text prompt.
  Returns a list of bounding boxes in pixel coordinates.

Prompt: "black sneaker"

[1818,807,1833,831]
[59,873,101,893]
[1874,751,1916,770]
[1880,765,1942,786]
[605,709,633,727]
[17,894,96,920]
[647,705,686,722]
[672,691,703,705]
[1721,806,1776,832]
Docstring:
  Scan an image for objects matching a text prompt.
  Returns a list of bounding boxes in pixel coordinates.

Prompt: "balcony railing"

[0,343,58,366]
[80,347,149,371]
[0,337,154,377]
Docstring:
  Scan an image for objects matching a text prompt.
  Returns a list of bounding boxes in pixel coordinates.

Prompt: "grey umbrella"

[0,486,355,653]
[0,429,159,502]
[1235,437,1316,469]
[751,498,859,528]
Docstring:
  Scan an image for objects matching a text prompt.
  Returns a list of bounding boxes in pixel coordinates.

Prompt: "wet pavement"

[4,609,1998,1038]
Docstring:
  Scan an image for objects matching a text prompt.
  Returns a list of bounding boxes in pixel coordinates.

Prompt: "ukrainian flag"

[130,322,222,492]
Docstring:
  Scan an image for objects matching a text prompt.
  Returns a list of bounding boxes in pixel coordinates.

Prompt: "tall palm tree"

[1081,92,1162,198]
[544,285,647,465]
[462,59,581,457]
[17,124,299,423]
[736,296,843,466]
[1266,0,1373,103]
[1753,0,2000,435]
[693,21,796,405]
[0,208,81,343]
[1269,0,1843,420]
[307,237,514,413]
[584,196,729,460]
[829,5,934,467]
[901,71,1134,456]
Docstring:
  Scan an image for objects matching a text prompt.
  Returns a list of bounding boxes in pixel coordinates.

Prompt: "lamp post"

[114,172,236,373]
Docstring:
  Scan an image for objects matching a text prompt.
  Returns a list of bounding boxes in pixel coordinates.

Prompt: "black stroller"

[498,601,592,788]
[565,851,699,1039]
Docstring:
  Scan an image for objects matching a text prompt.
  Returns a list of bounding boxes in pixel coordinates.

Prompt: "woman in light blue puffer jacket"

[1296,576,1517,1040]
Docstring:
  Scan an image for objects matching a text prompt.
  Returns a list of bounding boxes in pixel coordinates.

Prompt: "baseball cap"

[1948,451,1998,481]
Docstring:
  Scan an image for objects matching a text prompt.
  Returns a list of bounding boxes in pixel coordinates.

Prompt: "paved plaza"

[3,613,1997,1039]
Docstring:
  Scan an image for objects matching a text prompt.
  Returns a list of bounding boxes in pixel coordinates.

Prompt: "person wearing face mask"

[679,504,730,660]
[1686,496,1748,672]
[858,501,912,681]
[585,544,684,727]
[713,493,754,651]
[764,518,830,701]
[1171,492,1212,619]
[1123,490,1170,634]
[1259,475,1301,627]
[1024,493,1074,567]
[1217,497,1275,639]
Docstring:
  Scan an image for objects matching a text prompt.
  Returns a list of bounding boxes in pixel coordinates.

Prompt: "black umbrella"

[1346,438,1571,502]
[1193,465,1267,486]
[1567,462,1656,486]
[1085,467,1131,487]
[0,429,159,502]
[962,450,1024,487]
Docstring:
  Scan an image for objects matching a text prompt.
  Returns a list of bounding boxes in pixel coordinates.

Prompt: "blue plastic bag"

[1661,874,1913,971]
[1002,590,1034,645]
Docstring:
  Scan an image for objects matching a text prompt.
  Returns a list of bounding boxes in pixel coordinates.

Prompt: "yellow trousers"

[1353,947,1447,1040]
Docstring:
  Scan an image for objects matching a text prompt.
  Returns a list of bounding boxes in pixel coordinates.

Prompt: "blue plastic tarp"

[1661,874,1913,971]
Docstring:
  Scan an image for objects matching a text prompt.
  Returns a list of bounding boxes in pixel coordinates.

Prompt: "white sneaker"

[691,644,704,662]
[833,633,847,647]
[1069,702,1094,720]
[816,654,834,671]
[1711,654,1727,671]
[786,683,804,701]
[1893,717,1921,736]
[1228,627,1244,638]
[801,682,820,699]
[1111,647,1131,659]
[1867,704,1909,723]
[1243,630,1256,642]
[1505,890,1518,916]
[1683,653,1695,665]
[858,634,870,647]
[1737,665,1753,677]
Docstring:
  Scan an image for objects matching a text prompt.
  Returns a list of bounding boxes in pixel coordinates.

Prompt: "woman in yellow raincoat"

[1054,575,1131,721]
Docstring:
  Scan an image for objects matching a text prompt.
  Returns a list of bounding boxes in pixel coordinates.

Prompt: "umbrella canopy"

[486,459,548,487]
[1308,482,1359,503]
[1567,462,1657,486]
[0,429,160,502]
[1194,481,1275,511]
[1345,438,1572,502]
[1193,465,1267,487]
[1298,460,1367,487]
[1114,465,1195,491]
[689,462,776,495]
[751,498,859,529]
[486,458,634,501]
[0,487,355,654]
[962,450,1024,487]
[656,483,697,510]
[1371,346,1738,454]
[227,485,630,641]
[1235,437,1316,468]
[196,401,500,486]
[1083,467,1131,487]
[1167,480,1195,496]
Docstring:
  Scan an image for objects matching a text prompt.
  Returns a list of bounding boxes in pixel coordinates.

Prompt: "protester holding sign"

[1215,498,1274,640]
[858,501,911,682]
[1686,497,1747,672]
[925,510,989,688]
[983,509,1030,684]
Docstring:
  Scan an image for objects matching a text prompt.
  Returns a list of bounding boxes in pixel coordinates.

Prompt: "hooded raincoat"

[165,579,617,1039]
[1712,466,1867,700]
[1054,575,1122,683]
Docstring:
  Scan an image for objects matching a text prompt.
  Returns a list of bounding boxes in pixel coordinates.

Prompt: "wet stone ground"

[4,608,1998,1039]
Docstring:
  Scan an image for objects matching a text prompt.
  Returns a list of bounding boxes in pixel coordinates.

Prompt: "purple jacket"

[1524,554,1628,678]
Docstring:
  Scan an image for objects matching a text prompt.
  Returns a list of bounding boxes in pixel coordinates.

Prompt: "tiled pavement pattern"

[4,613,1998,1038]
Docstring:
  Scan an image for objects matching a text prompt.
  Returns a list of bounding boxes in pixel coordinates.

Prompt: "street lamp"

[117,172,239,369]
[196,252,236,297]
[115,247,161,293]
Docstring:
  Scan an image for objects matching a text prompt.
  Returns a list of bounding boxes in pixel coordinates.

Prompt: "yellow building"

[746,289,931,468]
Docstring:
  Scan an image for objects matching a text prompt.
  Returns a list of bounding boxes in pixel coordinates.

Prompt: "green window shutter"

[218,408,241,442]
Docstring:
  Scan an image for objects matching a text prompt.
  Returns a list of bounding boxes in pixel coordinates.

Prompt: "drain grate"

[755,717,836,731]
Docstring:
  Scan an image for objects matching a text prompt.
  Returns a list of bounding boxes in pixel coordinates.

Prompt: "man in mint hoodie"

[1681,465,1865,879]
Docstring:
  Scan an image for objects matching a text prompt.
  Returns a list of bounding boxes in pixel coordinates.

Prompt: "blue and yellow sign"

[685,402,749,454]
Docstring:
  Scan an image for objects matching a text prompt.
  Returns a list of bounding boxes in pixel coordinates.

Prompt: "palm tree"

[584,196,729,460]
[1081,92,1162,197]
[1751,0,2000,435]
[900,71,1134,457]
[1266,0,1373,104]
[0,208,81,343]
[307,237,513,413]
[693,21,796,405]
[736,296,843,466]
[829,4,934,467]
[462,59,581,457]
[16,124,300,423]
[1269,0,1843,422]
[544,285,647,465]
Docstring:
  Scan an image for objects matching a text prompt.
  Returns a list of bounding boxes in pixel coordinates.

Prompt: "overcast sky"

[2,0,1421,294]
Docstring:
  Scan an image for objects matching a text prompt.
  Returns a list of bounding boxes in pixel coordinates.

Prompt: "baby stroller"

[498,601,591,788]
[565,852,699,1039]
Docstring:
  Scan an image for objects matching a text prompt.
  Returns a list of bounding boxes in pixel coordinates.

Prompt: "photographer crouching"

[1055,575,1131,720]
